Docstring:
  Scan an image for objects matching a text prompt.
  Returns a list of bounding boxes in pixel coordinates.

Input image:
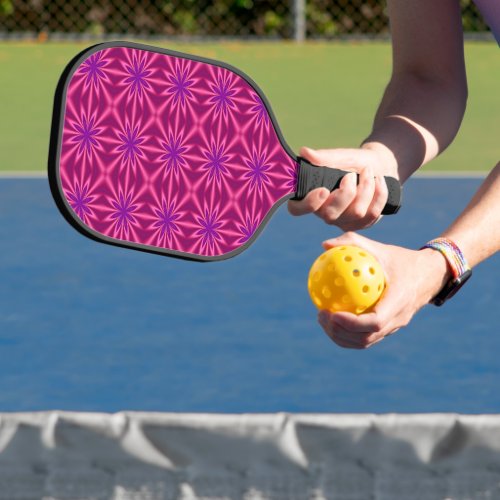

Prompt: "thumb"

[299,146,365,171]
[322,231,368,250]
[299,146,327,167]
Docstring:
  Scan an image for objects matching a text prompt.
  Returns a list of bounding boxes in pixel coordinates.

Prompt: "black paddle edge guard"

[292,157,402,215]
[48,41,298,262]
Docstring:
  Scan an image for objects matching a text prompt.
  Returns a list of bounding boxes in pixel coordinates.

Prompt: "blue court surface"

[0,176,498,413]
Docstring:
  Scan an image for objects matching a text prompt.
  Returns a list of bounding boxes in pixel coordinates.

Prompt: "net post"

[292,0,306,42]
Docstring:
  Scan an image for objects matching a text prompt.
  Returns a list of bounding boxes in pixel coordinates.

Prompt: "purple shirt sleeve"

[473,0,500,45]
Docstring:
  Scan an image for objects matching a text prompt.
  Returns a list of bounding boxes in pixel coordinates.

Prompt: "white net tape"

[0,412,500,499]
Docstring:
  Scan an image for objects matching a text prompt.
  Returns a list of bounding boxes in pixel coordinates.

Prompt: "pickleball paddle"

[48,41,401,261]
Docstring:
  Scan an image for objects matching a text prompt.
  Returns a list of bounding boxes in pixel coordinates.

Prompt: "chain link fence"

[0,0,491,40]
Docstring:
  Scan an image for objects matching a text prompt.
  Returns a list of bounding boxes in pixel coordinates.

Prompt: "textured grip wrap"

[292,157,402,215]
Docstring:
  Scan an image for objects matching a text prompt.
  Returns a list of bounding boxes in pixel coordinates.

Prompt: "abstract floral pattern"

[59,46,299,258]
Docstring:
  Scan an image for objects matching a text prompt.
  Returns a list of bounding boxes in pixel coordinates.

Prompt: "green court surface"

[0,41,497,173]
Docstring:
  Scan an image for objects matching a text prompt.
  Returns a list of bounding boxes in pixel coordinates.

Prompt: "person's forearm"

[416,162,499,303]
[362,73,467,183]
[440,162,500,268]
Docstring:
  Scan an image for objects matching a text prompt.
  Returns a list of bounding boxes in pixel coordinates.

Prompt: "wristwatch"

[421,238,472,306]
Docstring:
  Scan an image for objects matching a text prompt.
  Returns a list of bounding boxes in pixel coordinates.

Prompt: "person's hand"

[316,232,451,349]
[288,145,398,231]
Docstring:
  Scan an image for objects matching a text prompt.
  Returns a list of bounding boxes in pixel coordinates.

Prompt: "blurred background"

[0,0,492,40]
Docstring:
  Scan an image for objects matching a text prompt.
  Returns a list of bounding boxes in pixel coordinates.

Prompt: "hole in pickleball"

[378,284,382,291]
[313,271,321,282]
[352,269,360,277]
[369,267,375,275]
[342,295,351,304]
[359,251,366,257]
[333,303,341,311]
[313,294,322,307]
[334,277,344,287]
[327,264,335,272]
[362,285,369,293]
[322,286,332,298]
[344,256,352,262]
[356,306,366,314]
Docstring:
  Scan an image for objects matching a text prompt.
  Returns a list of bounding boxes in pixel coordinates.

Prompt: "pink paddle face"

[49,42,299,261]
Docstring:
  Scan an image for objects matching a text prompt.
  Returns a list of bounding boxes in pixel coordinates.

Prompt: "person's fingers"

[324,322,383,349]
[338,175,388,231]
[364,335,386,348]
[318,311,349,344]
[289,146,358,218]
[367,174,389,220]
[321,324,365,349]
[344,164,376,220]
[333,319,394,349]
[319,311,380,349]
[330,335,362,349]
[319,308,399,348]
[368,287,413,334]
[293,147,395,229]
[332,309,387,332]
[292,147,382,226]
[331,293,405,340]
[330,324,371,348]
[315,172,357,224]
[323,311,372,332]
[288,187,330,216]
[304,148,375,228]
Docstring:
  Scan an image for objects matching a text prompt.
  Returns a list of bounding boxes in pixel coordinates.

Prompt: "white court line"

[414,170,487,178]
[0,171,47,178]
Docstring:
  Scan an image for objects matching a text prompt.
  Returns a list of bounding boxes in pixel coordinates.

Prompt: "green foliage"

[171,9,198,34]
[307,3,339,36]
[0,0,14,16]
[263,10,284,35]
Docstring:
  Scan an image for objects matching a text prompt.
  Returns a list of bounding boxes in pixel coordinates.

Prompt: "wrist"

[417,248,453,303]
[361,141,399,178]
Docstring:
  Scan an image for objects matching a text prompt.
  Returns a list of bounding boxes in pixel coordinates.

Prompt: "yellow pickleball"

[308,245,385,314]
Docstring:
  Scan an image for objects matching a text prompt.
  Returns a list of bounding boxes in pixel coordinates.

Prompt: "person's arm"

[363,0,468,182]
[317,162,500,349]
[288,0,467,228]
[441,163,500,268]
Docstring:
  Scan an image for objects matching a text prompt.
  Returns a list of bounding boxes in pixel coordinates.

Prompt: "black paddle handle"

[292,157,402,215]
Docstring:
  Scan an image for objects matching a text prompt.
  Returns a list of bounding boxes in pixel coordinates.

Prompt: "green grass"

[0,40,497,172]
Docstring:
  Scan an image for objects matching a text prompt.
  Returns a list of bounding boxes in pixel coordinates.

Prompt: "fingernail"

[341,173,354,186]
[319,189,329,200]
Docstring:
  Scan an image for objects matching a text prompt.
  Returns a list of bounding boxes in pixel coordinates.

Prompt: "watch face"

[432,269,472,306]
